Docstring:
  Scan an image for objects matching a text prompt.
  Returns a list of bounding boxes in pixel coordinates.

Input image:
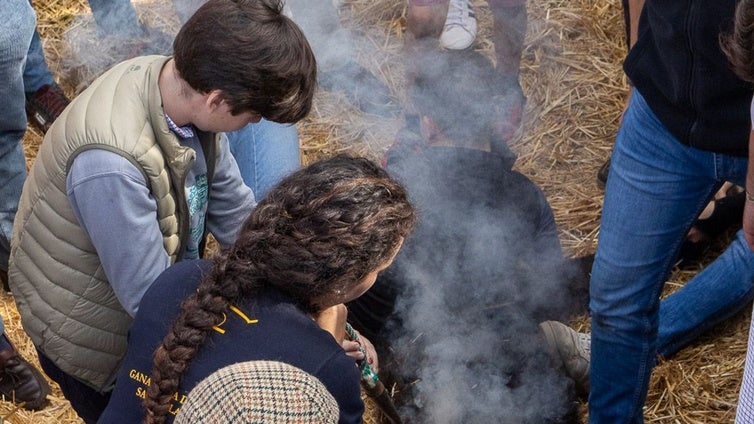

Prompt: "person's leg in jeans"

[22,28,70,134]
[22,30,55,94]
[656,227,754,358]
[588,90,746,423]
[86,0,142,37]
[0,0,34,275]
[226,119,300,200]
[736,303,754,422]
[0,2,53,412]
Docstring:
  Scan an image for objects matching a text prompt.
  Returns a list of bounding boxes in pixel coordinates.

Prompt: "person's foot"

[539,321,590,398]
[25,83,71,134]
[0,336,51,410]
[597,157,610,188]
[319,60,399,117]
[440,0,477,50]
[677,189,746,267]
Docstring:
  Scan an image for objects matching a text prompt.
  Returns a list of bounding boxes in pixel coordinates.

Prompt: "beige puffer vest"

[9,55,218,391]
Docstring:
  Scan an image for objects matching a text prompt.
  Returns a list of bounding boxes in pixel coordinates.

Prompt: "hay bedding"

[13,0,747,422]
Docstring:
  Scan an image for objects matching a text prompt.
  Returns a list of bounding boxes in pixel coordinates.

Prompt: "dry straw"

[16,0,747,422]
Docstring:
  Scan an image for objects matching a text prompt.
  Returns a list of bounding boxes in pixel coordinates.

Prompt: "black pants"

[37,349,112,424]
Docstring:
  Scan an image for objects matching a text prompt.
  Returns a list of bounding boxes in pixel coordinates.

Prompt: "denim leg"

[657,229,754,358]
[226,119,300,199]
[86,0,142,37]
[22,29,55,94]
[589,91,723,423]
[0,1,35,272]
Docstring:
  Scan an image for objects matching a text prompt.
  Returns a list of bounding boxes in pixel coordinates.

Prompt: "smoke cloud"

[367,48,587,423]
[57,1,584,422]
[381,162,582,423]
[61,0,398,116]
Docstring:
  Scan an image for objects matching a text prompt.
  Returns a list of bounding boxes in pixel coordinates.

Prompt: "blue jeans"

[226,119,300,200]
[86,0,141,37]
[589,91,754,423]
[22,30,55,94]
[0,0,35,273]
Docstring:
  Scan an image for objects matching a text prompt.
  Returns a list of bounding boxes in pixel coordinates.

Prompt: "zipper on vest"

[175,155,195,262]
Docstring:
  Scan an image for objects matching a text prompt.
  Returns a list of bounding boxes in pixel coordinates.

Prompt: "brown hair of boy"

[173,0,317,123]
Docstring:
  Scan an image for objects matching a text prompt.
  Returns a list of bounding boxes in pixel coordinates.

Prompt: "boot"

[25,83,70,134]
[0,336,51,410]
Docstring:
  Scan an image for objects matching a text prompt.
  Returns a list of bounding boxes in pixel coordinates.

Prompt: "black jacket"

[347,141,575,343]
[625,0,752,156]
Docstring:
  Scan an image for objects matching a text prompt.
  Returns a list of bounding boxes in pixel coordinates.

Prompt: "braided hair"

[143,155,415,423]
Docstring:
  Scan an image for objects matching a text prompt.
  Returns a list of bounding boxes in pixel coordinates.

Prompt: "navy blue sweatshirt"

[99,259,363,424]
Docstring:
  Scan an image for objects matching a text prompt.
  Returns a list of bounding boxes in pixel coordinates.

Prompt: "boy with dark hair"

[8,0,316,422]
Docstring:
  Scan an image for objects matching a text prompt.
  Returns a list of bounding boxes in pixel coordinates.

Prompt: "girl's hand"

[343,330,379,373]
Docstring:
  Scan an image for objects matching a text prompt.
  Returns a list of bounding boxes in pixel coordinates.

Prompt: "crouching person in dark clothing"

[346,47,591,423]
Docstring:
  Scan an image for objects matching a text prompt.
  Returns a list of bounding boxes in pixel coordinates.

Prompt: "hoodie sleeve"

[67,149,171,316]
[204,134,256,247]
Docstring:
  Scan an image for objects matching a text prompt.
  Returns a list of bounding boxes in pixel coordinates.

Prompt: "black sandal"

[677,190,746,267]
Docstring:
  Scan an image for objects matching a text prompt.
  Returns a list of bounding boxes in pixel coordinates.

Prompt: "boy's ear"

[205,90,226,110]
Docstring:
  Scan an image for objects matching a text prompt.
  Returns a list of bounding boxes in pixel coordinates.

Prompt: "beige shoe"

[539,320,590,397]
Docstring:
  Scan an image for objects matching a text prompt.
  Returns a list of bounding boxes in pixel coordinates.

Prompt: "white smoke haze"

[378,104,586,422]
[55,1,583,422]
[387,210,579,423]
[61,0,400,119]
[61,1,176,91]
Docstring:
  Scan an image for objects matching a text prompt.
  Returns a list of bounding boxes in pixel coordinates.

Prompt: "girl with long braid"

[98,155,415,424]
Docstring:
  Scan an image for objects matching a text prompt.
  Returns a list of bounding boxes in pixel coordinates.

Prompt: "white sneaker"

[539,321,591,396]
[439,0,477,50]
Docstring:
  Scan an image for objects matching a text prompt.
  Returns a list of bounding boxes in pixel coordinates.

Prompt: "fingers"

[342,339,366,361]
